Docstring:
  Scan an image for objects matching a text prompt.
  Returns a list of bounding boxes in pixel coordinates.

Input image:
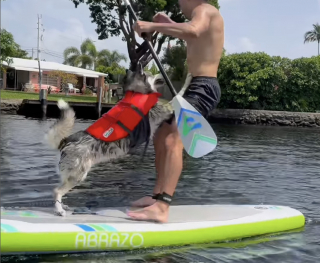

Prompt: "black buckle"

[152,193,160,199]
[154,192,173,205]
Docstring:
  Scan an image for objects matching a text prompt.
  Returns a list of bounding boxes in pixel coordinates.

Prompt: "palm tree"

[63,38,97,69]
[63,38,127,70]
[304,23,320,56]
[96,50,127,68]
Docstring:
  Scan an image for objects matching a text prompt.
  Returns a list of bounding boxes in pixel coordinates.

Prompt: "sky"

[1,0,319,68]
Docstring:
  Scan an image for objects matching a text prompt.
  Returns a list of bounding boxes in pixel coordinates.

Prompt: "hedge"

[217,52,320,112]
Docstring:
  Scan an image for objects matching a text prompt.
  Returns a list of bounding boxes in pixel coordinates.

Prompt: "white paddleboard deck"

[1,205,305,255]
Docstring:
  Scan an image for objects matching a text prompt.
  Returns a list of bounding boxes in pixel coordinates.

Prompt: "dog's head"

[123,62,165,94]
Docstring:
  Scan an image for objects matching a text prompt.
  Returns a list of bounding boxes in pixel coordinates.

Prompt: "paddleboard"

[1,204,305,255]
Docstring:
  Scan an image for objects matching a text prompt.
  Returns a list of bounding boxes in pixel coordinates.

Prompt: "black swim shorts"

[166,76,221,124]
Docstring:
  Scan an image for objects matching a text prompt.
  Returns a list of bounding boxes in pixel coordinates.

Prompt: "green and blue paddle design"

[123,0,218,158]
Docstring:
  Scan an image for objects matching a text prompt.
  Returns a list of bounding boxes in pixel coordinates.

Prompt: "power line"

[42,51,64,59]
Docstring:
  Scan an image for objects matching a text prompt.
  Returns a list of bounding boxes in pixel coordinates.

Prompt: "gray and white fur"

[45,63,173,216]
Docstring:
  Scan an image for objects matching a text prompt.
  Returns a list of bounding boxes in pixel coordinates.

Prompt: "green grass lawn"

[1,90,117,104]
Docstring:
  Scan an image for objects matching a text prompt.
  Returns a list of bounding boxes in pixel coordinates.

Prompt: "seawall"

[209,109,320,127]
[0,99,113,119]
[1,99,320,127]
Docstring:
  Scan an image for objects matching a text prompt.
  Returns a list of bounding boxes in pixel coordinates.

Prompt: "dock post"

[104,83,108,103]
[108,88,112,103]
[39,87,47,120]
[97,86,102,118]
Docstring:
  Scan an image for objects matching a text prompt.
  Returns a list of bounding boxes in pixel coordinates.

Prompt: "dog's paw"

[54,200,67,216]
[54,208,67,217]
[62,204,71,211]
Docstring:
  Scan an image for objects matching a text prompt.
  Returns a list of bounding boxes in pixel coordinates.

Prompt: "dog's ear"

[137,61,144,76]
[126,69,133,79]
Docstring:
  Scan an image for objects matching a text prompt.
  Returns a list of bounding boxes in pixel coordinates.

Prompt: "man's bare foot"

[127,201,169,223]
[130,196,157,207]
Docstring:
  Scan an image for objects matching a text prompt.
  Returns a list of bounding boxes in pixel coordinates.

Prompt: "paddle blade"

[172,95,218,158]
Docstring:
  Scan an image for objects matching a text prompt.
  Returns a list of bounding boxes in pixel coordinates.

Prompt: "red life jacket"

[86,91,161,142]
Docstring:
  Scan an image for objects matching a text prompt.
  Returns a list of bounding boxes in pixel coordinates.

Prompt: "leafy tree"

[304,23,320,56]
[63,38,127,70]
[97,50,127,68]
[72,0,219,71]
[161,42,187,81]
[277,56,320,112]
[217,52,289,109]
[0,29,30,70]
[217,52,320,112]
[144,62,160,75]
[96,63,126,83]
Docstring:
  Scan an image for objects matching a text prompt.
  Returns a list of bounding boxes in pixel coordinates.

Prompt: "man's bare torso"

[186,4,224,78]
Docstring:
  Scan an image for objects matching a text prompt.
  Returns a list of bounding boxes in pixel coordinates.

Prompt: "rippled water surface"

[1,114,319,263]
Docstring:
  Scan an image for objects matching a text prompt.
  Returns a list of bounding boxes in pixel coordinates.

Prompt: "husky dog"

[45,63,173,216]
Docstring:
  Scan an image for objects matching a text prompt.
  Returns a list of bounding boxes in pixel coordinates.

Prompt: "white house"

[2,57,108,92]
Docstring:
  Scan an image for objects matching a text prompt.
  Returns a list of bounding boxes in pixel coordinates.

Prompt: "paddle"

[123,0,218,158]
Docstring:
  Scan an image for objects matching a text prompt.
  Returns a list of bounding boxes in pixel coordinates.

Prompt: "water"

[1,114,319,263]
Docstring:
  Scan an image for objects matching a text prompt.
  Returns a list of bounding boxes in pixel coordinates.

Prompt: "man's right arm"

[153,13,176,24]
[149,7,210,40]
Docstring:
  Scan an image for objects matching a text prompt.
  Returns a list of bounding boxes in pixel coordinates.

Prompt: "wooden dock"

[22,99,116,108]
[20,99,116,119]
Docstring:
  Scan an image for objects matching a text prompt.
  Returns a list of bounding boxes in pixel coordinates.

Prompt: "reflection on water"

[1,114,319,263]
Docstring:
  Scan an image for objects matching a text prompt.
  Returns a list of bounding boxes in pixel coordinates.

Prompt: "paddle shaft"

[124,0,177,96]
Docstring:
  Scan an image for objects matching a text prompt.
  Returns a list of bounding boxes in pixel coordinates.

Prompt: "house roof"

[3,57,108,78]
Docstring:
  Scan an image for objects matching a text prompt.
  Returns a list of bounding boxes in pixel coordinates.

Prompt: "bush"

[275,56,320,112]
[217,52,320,112]
[83,88,93,95]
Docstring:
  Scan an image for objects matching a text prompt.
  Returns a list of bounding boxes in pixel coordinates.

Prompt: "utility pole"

[31,48,34,59]
[0,0,3,90]
[37,14,42,94]
[37,14,47,119]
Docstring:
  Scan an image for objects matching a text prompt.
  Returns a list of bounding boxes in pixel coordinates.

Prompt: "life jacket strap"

[130,104,145,118]
[116,120,133,136]
[115,104,148,137]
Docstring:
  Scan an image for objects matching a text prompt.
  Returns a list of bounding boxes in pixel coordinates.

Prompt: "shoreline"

[1,99,320,127]
[208,108,320,127]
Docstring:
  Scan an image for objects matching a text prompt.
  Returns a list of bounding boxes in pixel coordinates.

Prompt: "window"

[42,74,58,87]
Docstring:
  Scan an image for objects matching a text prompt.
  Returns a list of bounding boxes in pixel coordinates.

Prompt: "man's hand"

[153,12,174,24]
[133,21,155,38]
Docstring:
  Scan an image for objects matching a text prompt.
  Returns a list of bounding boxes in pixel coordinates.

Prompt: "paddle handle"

[123,0,177,96]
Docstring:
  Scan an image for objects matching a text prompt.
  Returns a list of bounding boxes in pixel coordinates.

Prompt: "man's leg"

[130,125,167,207]
[127,119,184,223]
[130,75,192,208]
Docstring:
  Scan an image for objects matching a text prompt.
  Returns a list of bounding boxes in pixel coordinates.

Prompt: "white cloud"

[239,37,256,52]
[224,37,256,54]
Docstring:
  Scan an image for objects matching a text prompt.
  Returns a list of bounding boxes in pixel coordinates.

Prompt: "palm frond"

[304,23,320,43]
[63,47,80,60]
[312,23,320,41]
[64,54,81,67]
[111,51,128,63]
[97,49,112,58]
[75,54,94,69]
[80,38,97,57]
[304,30,317,43]
[312,23,320,32]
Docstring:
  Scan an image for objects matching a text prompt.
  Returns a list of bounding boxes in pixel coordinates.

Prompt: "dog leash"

[140,138,150,161]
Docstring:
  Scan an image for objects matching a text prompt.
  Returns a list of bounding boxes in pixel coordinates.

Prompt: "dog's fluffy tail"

[45,99,75,149]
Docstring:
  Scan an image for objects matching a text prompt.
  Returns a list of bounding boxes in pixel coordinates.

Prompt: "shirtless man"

[127,0,224,223]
